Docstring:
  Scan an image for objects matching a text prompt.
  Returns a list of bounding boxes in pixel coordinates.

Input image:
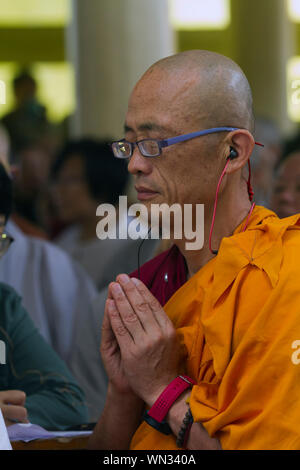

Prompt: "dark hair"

[13,70,36,91]
[51,138,129,205]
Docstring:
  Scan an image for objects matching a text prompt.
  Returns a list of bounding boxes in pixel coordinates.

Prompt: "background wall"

[1,0,300,139]
[176,0,297,137]
[69,0,174,138]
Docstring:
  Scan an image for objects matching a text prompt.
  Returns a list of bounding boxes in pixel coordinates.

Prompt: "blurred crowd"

[0,69,299,430]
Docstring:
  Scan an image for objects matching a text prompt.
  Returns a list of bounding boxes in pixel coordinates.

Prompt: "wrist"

[107,382,142,407]
[167,394,222,450]
[143,375,195,437]
[104,383,144,431]
[165,390,190,435]
[146,383,170,409]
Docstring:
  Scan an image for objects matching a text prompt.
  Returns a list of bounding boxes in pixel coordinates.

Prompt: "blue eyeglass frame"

[112,127,264,158]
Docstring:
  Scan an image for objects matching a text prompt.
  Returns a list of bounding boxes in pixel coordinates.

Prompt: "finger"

[107,296,134,350]
[1,390,26,406]
[102,286,114,333]
[110,281,145,340]
[116,274,161,333]
[2,404,28,423]
[131,277,173,329]
[107,283,114,299]
[100,300,121,368]
[101,287,117,347]
[101,300,115,339]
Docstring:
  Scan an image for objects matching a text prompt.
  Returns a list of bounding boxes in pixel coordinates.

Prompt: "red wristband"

[148,375,196,423]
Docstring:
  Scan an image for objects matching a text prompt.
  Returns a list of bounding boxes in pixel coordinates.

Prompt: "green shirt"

[0,283,88,430]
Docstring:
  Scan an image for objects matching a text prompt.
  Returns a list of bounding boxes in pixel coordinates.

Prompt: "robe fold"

[130,206,300,450]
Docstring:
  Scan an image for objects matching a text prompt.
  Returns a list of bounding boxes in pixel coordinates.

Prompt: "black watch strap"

[143,411,172,435]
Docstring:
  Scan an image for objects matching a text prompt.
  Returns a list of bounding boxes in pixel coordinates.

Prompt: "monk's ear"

[224,130,255,174]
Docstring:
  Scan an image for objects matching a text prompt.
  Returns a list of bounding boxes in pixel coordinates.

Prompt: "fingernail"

[106,299,116,311]
[111,283,122,294]
[118,274,130,284]
[131,278,139,285]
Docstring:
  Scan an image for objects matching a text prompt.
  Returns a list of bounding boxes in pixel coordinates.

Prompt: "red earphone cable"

[209,159,255,255]
[209,159,231,255]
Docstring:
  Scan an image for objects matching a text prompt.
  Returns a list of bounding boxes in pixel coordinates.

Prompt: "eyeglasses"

[111,127,264,159]
[0,232,14,258]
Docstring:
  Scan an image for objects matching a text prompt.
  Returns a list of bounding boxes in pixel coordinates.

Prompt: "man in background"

[1,70,50,162]
[251,116,281,207]
[271,152,300,218]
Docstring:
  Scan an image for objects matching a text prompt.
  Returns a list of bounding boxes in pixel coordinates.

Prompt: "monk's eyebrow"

[124,122,167,134]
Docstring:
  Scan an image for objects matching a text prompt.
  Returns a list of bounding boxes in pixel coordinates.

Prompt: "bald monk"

[88,50,300,450]
[271,152,300,218]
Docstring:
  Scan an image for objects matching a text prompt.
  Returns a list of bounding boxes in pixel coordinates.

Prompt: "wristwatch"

[143,375,196,435]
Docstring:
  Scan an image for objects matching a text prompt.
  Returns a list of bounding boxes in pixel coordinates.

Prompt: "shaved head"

[134,50,254,134]
[126,49,256,227]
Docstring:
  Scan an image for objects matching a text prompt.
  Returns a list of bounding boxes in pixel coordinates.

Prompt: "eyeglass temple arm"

[160,127,264,148]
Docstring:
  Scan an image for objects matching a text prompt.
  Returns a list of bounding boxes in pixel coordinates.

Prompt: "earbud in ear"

[228,147,238,160]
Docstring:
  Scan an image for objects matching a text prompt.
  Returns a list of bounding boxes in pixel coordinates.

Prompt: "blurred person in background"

[0,124,98,363]
[1,70,51,163]
[11,130,62,236]
[1,70,62,236]
[0,127,118,420]
[251,116,282,207]
[0,283,89,431]
[271,151,300,218]
[0,212,98,364]
[0,125,10,174]
[0,160,88,431]
[12,139,53,235]
[52,138,157,290]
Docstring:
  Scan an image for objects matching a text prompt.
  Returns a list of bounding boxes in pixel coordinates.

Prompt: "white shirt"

[0,410,11,450]
[0,220,98,362]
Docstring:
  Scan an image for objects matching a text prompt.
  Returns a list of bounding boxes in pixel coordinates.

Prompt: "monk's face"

[125,67,225,213]
[271,154,300,218]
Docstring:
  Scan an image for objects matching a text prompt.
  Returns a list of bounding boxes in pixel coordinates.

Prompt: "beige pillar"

[68,0,174,139]
[231,0,296,136]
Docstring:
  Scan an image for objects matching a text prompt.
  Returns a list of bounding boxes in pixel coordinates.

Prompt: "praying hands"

[100,274,182,407]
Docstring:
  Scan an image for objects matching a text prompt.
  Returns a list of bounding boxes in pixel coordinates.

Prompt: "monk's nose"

[127,146,153,176]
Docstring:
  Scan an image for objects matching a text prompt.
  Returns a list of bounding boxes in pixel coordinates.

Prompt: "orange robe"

[130,206,300,450]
